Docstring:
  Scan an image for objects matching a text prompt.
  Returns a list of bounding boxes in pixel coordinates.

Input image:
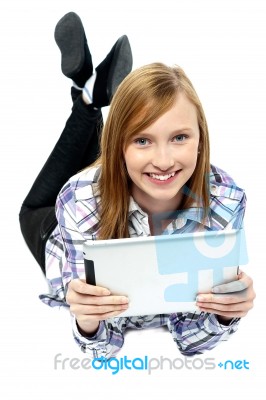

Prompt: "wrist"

[77,320,100,337]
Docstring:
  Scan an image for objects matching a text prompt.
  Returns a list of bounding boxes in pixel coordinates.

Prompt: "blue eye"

[173,134,187,142]
[135,138,148,145]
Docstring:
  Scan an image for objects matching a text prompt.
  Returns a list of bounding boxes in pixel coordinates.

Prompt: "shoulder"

[58,166,101,204]
[56,166,101,232]
[209,164,245,202]
[208,165,246,228]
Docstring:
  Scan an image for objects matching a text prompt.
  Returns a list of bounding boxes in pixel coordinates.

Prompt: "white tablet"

[83,229,248,316]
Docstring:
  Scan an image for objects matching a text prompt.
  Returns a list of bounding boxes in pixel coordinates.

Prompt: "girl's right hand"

[66,278,129,335]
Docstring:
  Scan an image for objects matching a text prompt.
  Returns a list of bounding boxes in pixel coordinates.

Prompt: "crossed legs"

[19,12,132,273]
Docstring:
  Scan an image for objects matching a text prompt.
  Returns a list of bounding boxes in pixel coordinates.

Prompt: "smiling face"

[124,92,200,216]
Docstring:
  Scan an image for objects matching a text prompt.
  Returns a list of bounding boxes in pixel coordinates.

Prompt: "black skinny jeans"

[19,89,103,274]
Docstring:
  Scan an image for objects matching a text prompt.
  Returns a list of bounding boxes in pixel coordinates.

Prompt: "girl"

[20,12,255,359]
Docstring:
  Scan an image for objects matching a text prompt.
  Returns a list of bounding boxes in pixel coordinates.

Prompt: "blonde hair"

[94,63,210,239]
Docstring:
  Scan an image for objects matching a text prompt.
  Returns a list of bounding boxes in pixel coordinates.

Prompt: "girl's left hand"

[196,271,256,321]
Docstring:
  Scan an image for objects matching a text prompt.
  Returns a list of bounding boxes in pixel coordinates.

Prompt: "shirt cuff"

[71,315,111,358]
[206,313,240,333]
[72,316,106,341]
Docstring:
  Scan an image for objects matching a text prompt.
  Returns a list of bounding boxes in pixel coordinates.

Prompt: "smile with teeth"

[148,171,176,181]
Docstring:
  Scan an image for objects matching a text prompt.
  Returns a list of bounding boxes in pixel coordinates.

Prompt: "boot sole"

[107,35,133,99]
[54,12,86,77]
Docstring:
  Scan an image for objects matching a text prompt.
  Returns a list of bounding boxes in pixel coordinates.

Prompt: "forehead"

[143,93,199,133]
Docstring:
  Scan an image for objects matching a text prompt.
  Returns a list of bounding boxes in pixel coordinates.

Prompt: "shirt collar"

[128,197,211,234]
[128,196,147,216]
[75,166,211,233]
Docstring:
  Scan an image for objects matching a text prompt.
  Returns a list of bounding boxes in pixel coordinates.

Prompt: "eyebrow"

[135,128,196,137]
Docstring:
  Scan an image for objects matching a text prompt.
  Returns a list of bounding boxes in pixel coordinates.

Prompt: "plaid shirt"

[40,164,246,358]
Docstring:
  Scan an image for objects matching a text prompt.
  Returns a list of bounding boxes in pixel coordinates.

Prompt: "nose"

[151,145,175,171]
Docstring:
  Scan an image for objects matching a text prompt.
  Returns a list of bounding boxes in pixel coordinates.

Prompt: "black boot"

[54,12,93,87]
[93,35,133,108]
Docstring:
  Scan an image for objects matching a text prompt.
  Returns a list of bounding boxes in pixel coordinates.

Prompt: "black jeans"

[19,89,103,274]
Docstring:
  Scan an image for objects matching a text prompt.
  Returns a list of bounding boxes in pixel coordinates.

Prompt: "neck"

[134,191,183,216]
[131,191,184,236]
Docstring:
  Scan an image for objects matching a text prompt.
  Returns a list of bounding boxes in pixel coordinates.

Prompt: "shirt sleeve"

[71,315,126,358]
[55,179,96,286]
[167,311,240,356]
[226,191,247,230]
[55,179,126,358]
[167,181,246,356]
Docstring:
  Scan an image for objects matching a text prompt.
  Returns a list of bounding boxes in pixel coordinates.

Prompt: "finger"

[212,271,253,294]
[67,289,129,306]
[70,302,129,315]
[78,295,129,306]
[197,307,248,318]
[77,309,127,322]
[212,280,247,293]
[197,290,249,304]
[69,279,111,296]
[196,299,253,313]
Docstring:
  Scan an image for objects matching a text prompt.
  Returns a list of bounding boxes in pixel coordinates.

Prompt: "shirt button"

[211,185,217,194]
[176,218,185,229]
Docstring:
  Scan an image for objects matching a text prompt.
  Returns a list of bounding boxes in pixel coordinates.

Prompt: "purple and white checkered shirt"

[40,164,246,359]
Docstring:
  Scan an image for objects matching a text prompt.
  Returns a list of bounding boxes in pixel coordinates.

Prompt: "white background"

[0,0,265,398]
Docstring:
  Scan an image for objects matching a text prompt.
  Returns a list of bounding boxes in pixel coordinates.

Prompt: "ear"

[197,141,202,155]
